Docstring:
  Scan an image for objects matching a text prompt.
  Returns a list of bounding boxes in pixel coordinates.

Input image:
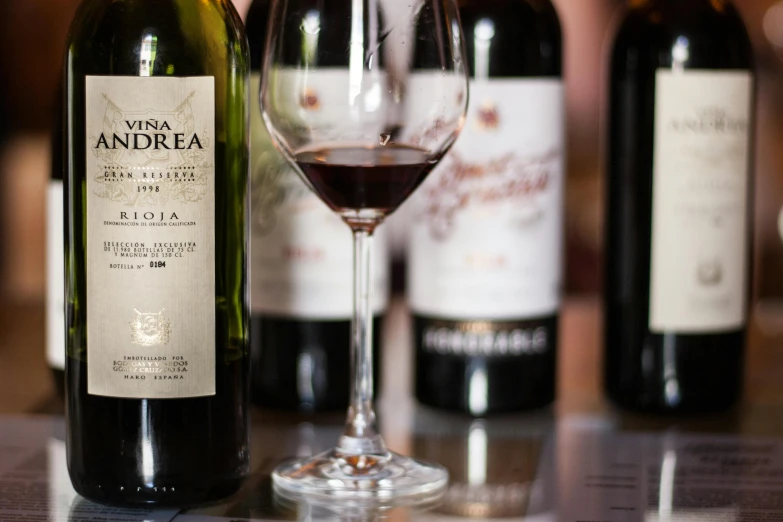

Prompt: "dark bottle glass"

[604,0,754,414]
[411,0,563,415]
[48,85,65,396]
[246,0,385,413]
[65,0,250,506]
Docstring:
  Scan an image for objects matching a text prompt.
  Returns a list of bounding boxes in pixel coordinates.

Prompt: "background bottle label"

[46,180,65,371]
[249,73,389,319]
[408,79,564,320]
[418,318,550,357]
[85,76,216,398]
[649,70,752,333]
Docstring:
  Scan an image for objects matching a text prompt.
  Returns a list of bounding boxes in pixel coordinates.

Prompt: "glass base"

[272,449,449,502]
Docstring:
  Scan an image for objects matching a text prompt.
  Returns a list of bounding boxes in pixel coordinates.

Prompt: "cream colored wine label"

[86,76,216,398]
[409,79,564,320]
[649,70,752,333]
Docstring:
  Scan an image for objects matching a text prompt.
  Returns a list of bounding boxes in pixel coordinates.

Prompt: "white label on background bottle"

[46,180,65,371]
[250,74,389,319]
[85,76,216,399]
[649,70,752,333]
[409,79,564,320]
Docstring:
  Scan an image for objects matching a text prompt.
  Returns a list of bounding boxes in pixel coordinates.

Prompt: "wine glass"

[273,487,445,519]
[260,0,468,501]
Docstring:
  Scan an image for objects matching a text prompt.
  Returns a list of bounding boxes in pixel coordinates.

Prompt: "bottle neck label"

[649,69,753,333]
[85,75,217,399]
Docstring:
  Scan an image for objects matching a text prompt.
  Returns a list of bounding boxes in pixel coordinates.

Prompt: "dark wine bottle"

[604,0,754,413]
[246,0,387,413]
[48,86,65,396]
[65,0,250,506]
[411,0,564,415]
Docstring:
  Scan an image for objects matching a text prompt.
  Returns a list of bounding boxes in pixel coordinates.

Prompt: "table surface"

[3,297,783,521]
[6,296,783,431]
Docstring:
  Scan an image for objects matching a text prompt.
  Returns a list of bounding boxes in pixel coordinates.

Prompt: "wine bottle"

[604,0,754,413]
[410,0,564,415]
[65,0,250,506]
[47,86,65,396]
[246,0,388,412]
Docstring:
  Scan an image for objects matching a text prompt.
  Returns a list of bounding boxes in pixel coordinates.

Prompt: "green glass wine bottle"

[64,0,250,506]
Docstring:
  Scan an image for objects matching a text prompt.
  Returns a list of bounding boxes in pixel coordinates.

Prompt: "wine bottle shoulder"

[66,0,248,77]
[612,0,752,72]
[246,0,271,70]
[458,0,561,78]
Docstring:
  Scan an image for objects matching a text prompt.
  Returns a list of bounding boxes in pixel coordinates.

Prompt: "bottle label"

[649,70,752,333]
[85,76,216,398]
[46,180,65,371]
[408,79,564,320]
[418,319,550,358]
[249,73,389,319]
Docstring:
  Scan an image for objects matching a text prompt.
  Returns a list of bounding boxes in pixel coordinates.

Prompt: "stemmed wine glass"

[260,0,468,501]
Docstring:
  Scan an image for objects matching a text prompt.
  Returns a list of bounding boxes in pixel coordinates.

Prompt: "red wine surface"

[295,145,436,214]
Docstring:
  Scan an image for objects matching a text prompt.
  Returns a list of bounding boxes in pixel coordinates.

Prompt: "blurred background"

[1,0,783,301]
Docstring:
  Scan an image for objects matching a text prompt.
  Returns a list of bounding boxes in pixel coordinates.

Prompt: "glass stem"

[338,227,386,456]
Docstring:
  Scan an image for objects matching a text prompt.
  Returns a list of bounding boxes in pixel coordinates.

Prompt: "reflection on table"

[5,298,783,519]
[3,414,783,521]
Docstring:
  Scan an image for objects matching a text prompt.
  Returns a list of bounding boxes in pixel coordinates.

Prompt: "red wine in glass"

[296,145,438,214]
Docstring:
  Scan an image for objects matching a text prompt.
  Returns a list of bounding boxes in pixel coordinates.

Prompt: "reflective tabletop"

[4,297,783,520]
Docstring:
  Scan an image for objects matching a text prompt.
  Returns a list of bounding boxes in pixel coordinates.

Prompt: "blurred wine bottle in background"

[604,0,755,413]
[246,0,387,413]
[410,0,564,415]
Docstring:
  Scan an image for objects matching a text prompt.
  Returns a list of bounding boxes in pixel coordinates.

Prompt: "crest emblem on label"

[697,260,723,287]
[476,102,500,131]
[130,309,172,347]
[300,88,321,111]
